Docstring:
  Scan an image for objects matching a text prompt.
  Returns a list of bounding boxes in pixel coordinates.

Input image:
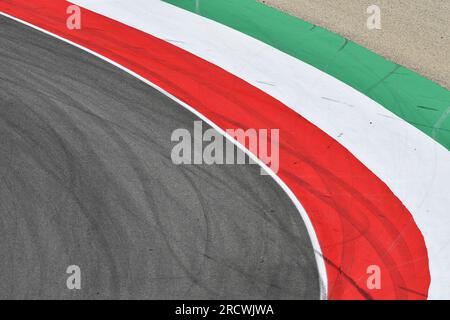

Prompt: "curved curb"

[164,0,450,151]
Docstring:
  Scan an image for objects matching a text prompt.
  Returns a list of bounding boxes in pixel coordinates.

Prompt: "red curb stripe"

[0,0,430,299]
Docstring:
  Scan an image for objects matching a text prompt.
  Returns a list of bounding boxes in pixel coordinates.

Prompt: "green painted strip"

[164,0,450,150]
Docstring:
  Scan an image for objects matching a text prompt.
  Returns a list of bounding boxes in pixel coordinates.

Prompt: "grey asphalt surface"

[0,16,319,299]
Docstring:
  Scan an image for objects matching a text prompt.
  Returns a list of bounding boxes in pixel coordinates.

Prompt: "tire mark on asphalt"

[0,15,319,299]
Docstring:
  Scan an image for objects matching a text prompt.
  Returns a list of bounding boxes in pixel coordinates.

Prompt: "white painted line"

[70,0,450,298]
[0,11,329,299]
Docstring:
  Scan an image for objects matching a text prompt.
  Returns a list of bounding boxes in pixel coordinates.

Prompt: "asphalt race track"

[0,16,319,299]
